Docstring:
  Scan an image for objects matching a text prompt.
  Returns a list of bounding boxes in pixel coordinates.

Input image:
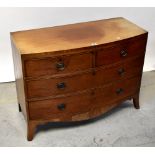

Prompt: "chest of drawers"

[11,17,148,141]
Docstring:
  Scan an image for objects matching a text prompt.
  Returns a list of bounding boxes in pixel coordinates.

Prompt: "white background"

[0,0,155,153]
[0,7,155,83]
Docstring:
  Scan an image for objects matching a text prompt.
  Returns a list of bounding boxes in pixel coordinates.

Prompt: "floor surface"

[0,71,155,147]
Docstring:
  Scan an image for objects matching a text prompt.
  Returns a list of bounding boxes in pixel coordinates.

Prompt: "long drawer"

[26,56,144,99]
[29,76,141,120]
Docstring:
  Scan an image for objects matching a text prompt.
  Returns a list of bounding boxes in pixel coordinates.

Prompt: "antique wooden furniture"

[11,17,148,141]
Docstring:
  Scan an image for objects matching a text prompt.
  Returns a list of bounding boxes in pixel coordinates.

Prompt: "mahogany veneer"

[11,17,148,141]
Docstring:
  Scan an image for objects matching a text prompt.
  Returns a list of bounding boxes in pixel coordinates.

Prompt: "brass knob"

[120,50,128,57]
[57,82,66,89]
[56,62,65,71]
[116,88,124,94]
[57,103,66,111]
[118,68,125,76]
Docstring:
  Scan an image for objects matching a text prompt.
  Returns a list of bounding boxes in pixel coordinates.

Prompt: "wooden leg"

[133,93,140,109]
[18,103,22,112]
[27,121,37,141]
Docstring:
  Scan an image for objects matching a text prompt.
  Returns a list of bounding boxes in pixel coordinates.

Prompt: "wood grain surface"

[11,17,146,55]
[11,17,148,141]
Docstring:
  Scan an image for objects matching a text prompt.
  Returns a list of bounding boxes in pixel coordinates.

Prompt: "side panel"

[11,37,28,121]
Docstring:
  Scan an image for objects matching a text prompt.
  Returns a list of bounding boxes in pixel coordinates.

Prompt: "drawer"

[29,76,141,120]
[26,56,144,99]
[24,52,92,78]
[96,37,147,66]
[26,72,93,99]
[72,76,141,121]
[95,56,144,86]
[94,76,141,105]
[29,91,93,120]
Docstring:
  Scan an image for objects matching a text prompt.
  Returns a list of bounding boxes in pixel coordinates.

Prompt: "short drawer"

[24,52,92,78]
[29,76,141,120]
[26,56,144,99]
[96,36,147,66]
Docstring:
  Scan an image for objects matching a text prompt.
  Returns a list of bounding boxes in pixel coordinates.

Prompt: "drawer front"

[72,76,141,121]
[25,52,92,78]
[95,56,144,86]
[26,56,144,99]
[96,37,147,66]
[94,76,141,104]
[29,76,141,120]
[29,91,93,120]
[26,72,92,99]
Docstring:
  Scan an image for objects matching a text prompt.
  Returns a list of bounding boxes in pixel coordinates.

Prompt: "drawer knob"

[57,82,66,89]
[118,68,125,76]
[116,88,124,94]
[57,103,66,111]
[56,62,65,71]
[120,50,128,57]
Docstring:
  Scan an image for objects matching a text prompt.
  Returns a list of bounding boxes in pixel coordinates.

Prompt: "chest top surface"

[11,17,147,55]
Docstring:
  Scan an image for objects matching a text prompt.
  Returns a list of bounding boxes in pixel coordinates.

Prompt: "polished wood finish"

[11,39,28,119]
[27,121,37,141]
[11,17,146,55]
[96,35,147,66]
[29,76,140,120]
[26,56,144,99]
[24,52,92,78]
[11,17,148,141]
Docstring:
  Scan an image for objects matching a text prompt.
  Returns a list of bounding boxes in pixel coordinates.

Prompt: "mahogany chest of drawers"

[11,17,148,141]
